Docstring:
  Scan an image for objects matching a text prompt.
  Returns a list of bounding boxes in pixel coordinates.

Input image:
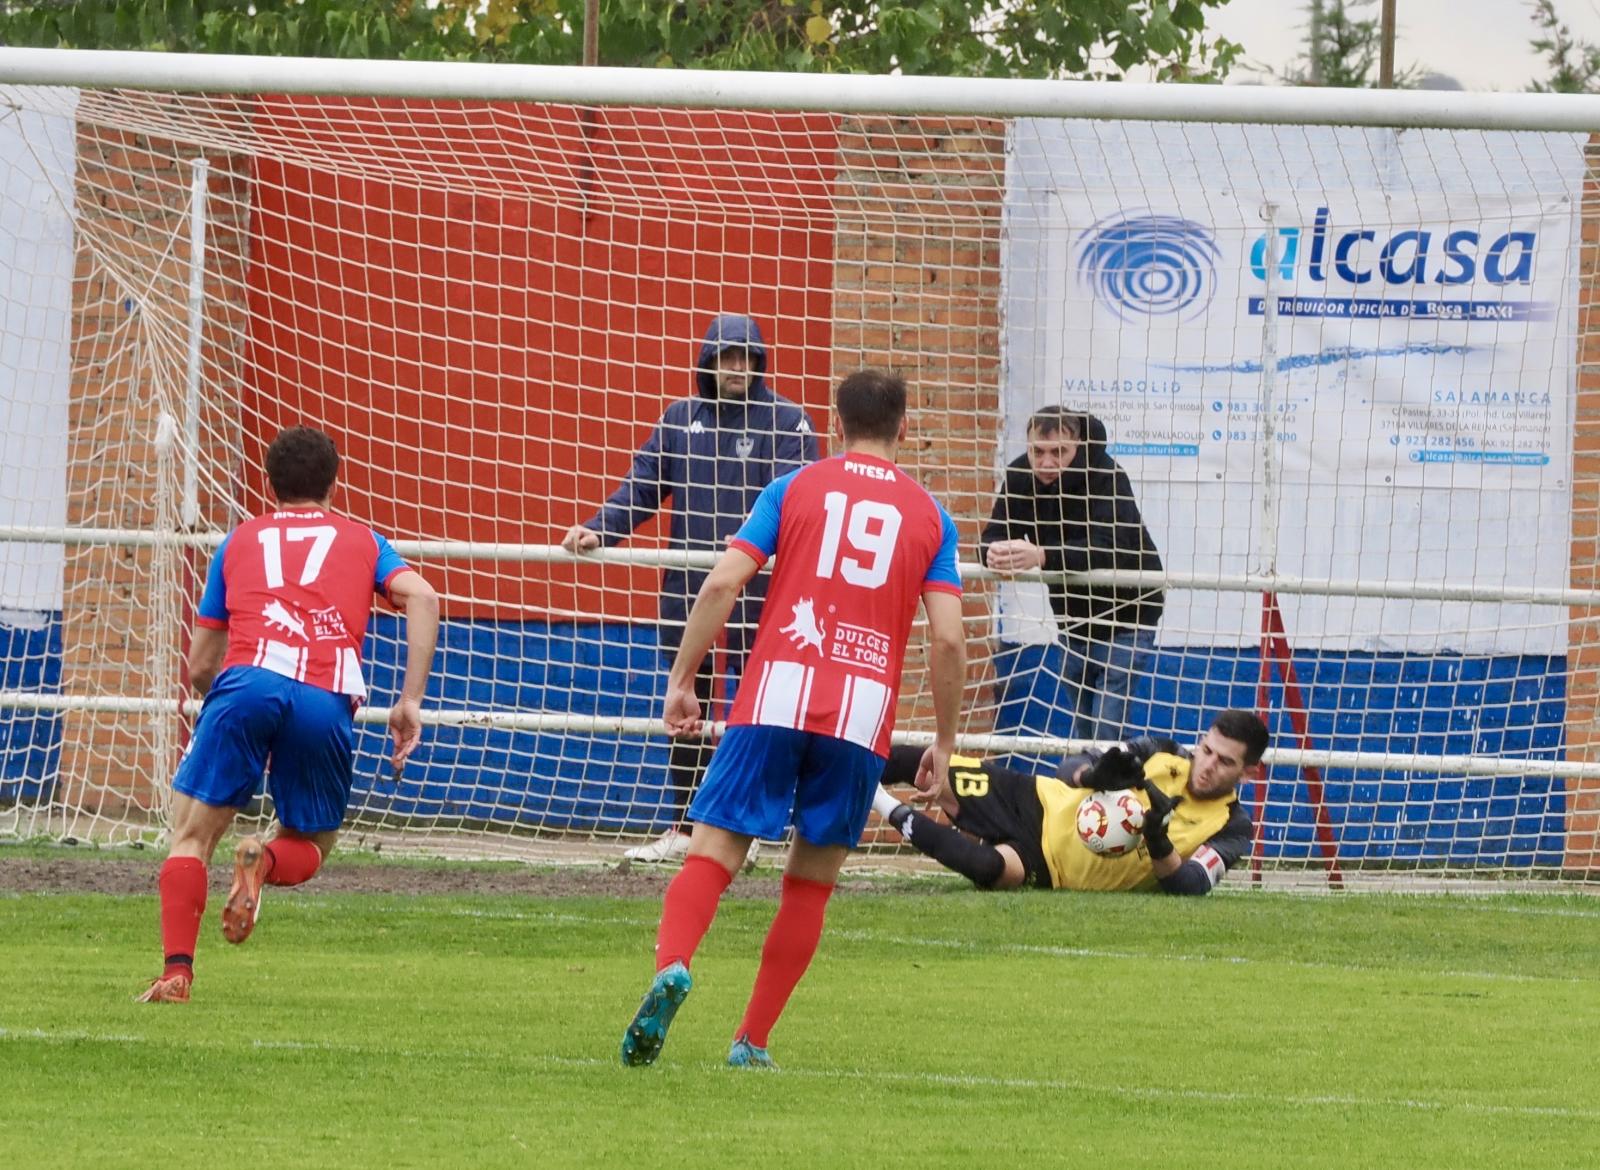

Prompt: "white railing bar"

[0,691,1591,779]
[4,526,1598,606]
[5,48,1600,133]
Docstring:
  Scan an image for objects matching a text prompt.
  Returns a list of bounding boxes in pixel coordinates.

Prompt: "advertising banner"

[1001,121,1584,654]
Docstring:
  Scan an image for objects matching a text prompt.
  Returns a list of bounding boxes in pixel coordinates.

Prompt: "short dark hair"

[1027,406,1081,439]
[266,426,339,503]
[1211,709,1270,766]
[835,368,906,444]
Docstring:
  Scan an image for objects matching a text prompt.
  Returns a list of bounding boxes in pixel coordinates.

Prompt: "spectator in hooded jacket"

[563,314,819,863]
[980,406,1163,747]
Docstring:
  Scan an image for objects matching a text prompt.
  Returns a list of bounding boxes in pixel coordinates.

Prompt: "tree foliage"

[0,0,1242,81]
[1271,1,1417,89]
[1527,0,1600,93]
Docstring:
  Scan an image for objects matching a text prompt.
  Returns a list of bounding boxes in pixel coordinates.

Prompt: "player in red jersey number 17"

[137,427,439,1004]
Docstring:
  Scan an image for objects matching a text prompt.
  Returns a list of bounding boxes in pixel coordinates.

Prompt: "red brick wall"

[830,116,1006,748]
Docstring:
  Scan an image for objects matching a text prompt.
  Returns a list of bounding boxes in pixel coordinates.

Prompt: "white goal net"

[0,53,1596,885]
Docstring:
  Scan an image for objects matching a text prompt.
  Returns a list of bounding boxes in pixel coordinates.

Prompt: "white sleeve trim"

[1192,844,1227,890]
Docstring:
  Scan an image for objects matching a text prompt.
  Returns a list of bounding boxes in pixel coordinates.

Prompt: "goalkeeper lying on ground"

[872,709,1269,895]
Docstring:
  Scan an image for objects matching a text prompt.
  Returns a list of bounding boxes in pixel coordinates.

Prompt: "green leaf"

[1172,1,1206,33]
[0,0,1241,77]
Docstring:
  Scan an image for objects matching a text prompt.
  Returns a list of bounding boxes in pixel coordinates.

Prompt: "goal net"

[0,56,1595,886]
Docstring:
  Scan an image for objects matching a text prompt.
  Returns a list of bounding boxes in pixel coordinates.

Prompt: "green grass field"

[3,855,1598,1169]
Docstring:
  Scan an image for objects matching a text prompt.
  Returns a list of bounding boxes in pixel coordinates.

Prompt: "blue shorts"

[688,724,886,848]
[173,665,356,834]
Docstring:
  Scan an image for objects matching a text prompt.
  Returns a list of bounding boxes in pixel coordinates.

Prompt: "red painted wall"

[241,97,838,620]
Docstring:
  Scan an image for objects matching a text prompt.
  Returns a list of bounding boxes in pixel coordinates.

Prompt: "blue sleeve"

[585,416,669,543]
[732,468,799,560]
[196,532,232,622]
[923,508,963,592]
[372,532,410,593]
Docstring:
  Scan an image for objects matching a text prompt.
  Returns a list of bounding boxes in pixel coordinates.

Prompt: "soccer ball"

[1075,789,1146,857]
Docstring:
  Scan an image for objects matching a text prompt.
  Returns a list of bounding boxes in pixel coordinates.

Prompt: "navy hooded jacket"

[582,314,820,650]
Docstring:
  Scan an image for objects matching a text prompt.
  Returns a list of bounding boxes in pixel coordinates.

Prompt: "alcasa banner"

[1000,121,1583,653]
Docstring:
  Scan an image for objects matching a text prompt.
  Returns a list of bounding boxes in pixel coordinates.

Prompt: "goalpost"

[0,47,1597,886]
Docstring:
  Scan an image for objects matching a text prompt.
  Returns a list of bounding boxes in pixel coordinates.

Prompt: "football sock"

[655,854,733,970]
[158,856,207,975]
[892,809,1006,888]
[735,875,834,1049]
[264,836,323,886]
[870,784,903,821]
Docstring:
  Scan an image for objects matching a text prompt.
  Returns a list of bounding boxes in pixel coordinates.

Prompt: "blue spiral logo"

[1075,214,1221,321]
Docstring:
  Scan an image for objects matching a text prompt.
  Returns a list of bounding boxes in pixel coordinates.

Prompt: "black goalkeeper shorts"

[948,762,1053,890]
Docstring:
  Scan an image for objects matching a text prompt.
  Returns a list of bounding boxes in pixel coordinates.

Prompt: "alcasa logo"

[1076,214,1221,321]
[1249,207,1536,287]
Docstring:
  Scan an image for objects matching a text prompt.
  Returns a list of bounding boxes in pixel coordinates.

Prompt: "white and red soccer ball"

[1075,789,1146,856]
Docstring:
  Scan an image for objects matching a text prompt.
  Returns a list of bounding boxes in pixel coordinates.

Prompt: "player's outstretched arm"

[663,547,760,737]
[386,569,440,770]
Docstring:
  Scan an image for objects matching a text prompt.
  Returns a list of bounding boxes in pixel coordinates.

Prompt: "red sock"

[735,875,835,1048]
[264,837,323,886]
[158,856,207,978]
[655,854,734,971]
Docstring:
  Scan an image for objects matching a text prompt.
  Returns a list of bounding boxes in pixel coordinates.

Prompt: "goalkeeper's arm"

[1152,803,1253,896]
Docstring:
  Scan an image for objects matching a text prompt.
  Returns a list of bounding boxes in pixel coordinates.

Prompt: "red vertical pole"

[1252,593,1275,885]
[1261,593,1344,887]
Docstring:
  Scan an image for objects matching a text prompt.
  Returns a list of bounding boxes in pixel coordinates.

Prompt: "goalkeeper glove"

[1123,735,1182,765]
[1140,780,1185,863]
[1080,746,1145,792]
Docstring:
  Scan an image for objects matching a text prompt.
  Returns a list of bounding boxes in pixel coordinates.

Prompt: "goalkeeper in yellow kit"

[873,709,1269,895]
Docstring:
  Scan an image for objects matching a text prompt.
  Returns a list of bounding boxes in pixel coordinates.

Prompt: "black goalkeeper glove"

[1080,746,1146,792]
[1140,779,1185,862]
[1123,735,1182,765]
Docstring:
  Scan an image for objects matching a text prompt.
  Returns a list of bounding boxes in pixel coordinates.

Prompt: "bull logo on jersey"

[780,597,825,654]
[735,435,755,459]
[262,599,308,641]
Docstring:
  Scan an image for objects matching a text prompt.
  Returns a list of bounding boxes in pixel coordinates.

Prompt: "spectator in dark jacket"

[563,314,819,862]
[980,406,1163,746]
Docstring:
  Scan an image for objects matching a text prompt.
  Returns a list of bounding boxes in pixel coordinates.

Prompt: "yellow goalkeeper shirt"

[1036,752,1236,892]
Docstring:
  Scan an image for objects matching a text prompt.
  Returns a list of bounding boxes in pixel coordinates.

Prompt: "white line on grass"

[827,926,1594,986]
[1437,899,1600,921]
[243,890,1600,926]
[780,1063,1600,1123]
[3,1025,1593,1123]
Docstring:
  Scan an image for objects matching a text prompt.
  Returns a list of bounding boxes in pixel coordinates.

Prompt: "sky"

[1200,0,1600,90]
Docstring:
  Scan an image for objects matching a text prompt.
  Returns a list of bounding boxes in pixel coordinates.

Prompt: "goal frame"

[1,47,1598,885]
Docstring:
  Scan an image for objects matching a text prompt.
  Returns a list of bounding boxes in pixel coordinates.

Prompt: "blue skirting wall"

[351,618,675,832]
[0,615,62,806]
[0,614,1572,866]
